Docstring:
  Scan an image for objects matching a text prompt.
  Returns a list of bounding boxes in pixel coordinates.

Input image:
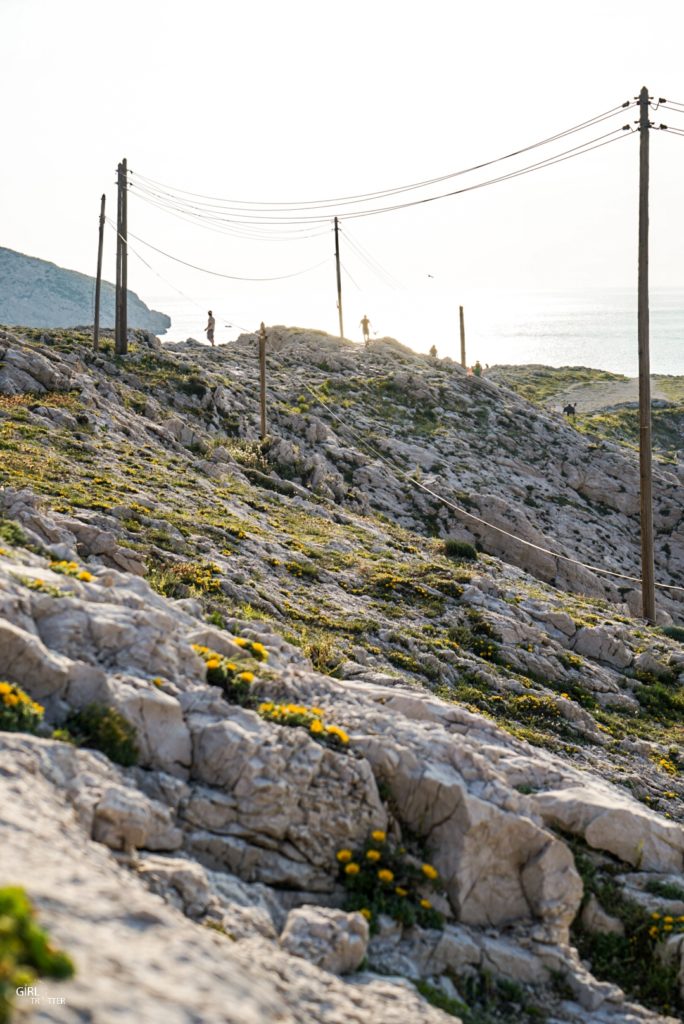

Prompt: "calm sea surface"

[148,287,684,377]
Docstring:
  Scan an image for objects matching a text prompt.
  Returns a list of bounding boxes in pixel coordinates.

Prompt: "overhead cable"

[128,101,633,211]
[112,222,332,282]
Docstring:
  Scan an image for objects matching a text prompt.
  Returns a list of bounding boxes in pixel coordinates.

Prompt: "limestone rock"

[279,905,369,974]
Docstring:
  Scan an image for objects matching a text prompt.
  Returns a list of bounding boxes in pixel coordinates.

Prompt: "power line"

[109,221,332,282]
[339,129,634,222]
[128,127,633,227]
[301,379,684,597]
[129,101,633,212]
[104,219,252,334]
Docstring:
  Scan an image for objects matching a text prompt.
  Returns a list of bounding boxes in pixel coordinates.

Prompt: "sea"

[147,286,684,378]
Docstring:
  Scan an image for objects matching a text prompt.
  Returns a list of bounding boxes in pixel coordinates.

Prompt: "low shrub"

[661,625,684,644]
[64,704,139,767]
[336,830,444,933]
[257,701,349,750]
[0,886,74,1024]
[443,539,478,561]
[0,682,44,734]
[192,643,262,704]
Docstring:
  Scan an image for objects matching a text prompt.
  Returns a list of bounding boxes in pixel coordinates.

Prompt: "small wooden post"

[259,322,267,439]
[459,305,466,368]
[334,216,344,339]
[93,193,105,351]
[637,86,655,622]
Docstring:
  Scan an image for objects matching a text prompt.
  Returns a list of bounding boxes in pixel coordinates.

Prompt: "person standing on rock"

[360,315,371,347]
[205,311,216,347]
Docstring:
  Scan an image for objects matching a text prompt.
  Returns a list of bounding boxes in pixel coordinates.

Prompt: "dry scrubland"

[0,324,683,1023]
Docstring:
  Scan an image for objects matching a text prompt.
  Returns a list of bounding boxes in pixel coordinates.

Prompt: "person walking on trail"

[205,310,216,347]
[360,314,371,346]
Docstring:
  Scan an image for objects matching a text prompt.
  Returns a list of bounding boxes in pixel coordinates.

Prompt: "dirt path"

[544,378,671,414]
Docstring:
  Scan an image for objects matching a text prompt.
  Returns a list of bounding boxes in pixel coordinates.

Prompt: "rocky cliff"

[0,325,683,1023]
[0,247,170,333]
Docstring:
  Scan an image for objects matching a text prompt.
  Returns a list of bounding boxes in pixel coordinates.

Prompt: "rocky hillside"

[0,325,683,1023]
[0,247,170,333]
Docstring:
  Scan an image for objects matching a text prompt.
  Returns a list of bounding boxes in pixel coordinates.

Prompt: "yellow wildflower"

[371,830,386,843]
[652,912,661,920]
[310,719,324,734]
[336,849,353,863]
[77,571,94,582]
[259,702,274,713]
[421,864,439,880]
[420,899,432,910]
[366,850,381,862]
[344,863,360,876]
[236,672,255,684]
[311,707,325,717]
[395,886,408,897]
[649,925,659,938]
[325,724,350,744]
[664,923,673,931]
[377,869,394,883]
[233,637,248,647]
[664,916,674,924]
[225,663,237,672]
[359,908,372,921]
[206,658,221,670]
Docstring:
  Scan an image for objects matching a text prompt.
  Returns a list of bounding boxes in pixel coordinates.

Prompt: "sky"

[3,0,684,360]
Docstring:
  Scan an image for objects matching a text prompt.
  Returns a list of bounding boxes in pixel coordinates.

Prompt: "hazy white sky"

[3,0,684,350]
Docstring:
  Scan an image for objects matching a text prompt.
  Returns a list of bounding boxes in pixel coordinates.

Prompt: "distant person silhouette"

[429,345,437,358]
[205,310,216,347]
[473,360,482,377]
[360,315,371,347]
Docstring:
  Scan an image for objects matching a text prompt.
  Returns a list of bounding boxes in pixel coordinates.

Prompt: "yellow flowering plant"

[257,702,350,751]
[336,829,444,933]
[0,682,44,734]
[192,644,261,705]
[49,560,95,583]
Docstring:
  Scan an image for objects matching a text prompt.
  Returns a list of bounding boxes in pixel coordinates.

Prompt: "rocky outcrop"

[0,246,170,332]
[1,327,683,1022]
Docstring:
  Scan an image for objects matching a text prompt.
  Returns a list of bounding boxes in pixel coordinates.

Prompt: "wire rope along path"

[300,381,684,598]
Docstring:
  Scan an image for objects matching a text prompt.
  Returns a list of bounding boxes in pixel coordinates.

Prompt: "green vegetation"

[416,973,546,1024]
[257,701,350,750]
[0,886,75,1024]
[644,879,684,901]
[443,538,478,561]
[569,839,683,1018]
[489,365,627,404]
[63,704,139,767]
[336,830,444,934]
[0,682,44,734]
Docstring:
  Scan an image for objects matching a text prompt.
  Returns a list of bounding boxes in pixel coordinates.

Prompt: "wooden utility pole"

[93,193,105,352]
[459,305,466,368]
[334,216,344,339]
[118,158,129,355]
[259,322,267,439]
[637,86,656,623]
[115,163,122,351]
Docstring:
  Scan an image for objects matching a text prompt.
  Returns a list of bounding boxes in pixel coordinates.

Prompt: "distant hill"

[0,246,170,334]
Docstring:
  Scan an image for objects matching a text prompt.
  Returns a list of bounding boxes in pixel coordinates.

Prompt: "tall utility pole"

[637,86,656,623]
[93,194,106,352]
[116,158,129,355]
[459,305,466,368]
[334,216,344,339]
[259,322,267,440]
[115,163,122,352]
